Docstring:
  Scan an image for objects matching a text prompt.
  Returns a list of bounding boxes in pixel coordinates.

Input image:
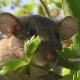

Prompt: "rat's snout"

[37,42,56,61]
[32,40,61,67]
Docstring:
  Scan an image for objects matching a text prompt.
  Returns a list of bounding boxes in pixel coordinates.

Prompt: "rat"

[0,13,78,80]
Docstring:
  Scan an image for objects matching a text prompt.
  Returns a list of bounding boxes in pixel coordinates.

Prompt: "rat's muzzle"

[31,41,62,67]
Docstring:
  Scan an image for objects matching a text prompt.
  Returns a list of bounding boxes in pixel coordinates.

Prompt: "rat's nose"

[31,41,58,67]
[37,42,57,61]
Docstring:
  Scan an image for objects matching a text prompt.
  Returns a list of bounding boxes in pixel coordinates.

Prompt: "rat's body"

[0,13,78,80]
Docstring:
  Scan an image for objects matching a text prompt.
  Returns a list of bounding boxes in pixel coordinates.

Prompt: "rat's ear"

[0,13,20,36]
[56,16,78,40]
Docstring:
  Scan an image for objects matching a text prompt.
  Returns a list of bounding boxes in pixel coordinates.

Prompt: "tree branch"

[39,0,51,18]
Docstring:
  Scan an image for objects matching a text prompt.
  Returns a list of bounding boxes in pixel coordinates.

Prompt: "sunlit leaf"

[30,0,35,8]
[77,71,80,79]
[24,35,41,61]
[0,59,28,75]
[62,68,70,76]
[61,74,73,80]
[50,0,62,8]
[38,6,45,16]
[23,5,33,13]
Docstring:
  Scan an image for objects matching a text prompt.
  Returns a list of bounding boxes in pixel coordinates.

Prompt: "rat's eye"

[27,28,37,37]
[55,31,60,39]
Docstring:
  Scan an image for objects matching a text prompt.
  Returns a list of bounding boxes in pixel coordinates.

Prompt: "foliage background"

[0,0,63,18]
[0,0,80,80]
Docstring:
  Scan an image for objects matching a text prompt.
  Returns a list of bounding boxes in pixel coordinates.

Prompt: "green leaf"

[61,74,73,80]
[38,6,45,16]
[57,48,76,61]
[62,0,80,18]
[13,0,20,7]
[24,35,41,61]
[50,0,62,9]
[14,10,24,16]
[23,5,33,13]
[62,68,70,76]
[61,69,80,80]
[0,59,28,75]
[30,0,35,8]
[57,48,80,70]
[16,65,29,76]
[0,1,11,6]
[77,71,80,79]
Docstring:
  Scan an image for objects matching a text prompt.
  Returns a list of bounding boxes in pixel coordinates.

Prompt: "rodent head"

[0,13,78,67]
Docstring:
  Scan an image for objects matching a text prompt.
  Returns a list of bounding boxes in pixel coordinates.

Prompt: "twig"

[39,0,51,18]
[69,58,80,62]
